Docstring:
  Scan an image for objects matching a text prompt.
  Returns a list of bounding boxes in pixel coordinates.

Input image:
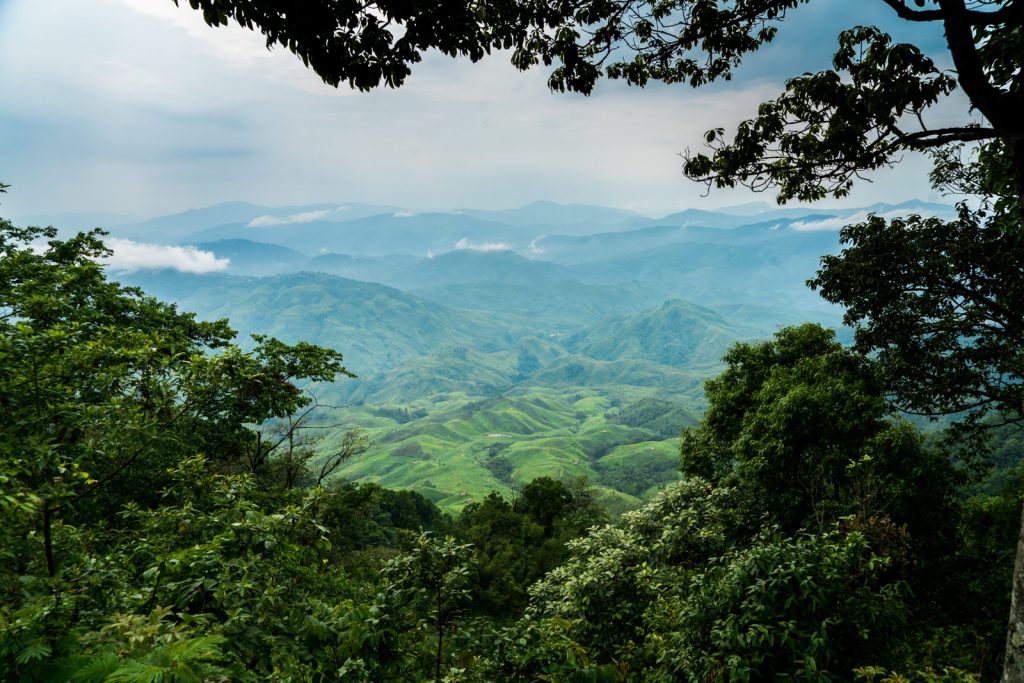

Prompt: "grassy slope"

[315,386,697,513]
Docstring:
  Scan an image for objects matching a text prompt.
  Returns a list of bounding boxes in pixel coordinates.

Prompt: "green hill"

[118,270,530,375]
[564,299,756,370]
[316,388,694,513]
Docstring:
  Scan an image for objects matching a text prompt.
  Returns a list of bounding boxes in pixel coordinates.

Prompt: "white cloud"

[0,1,948,219]
[455,238,511,252]
[248,209,336,227]
[104,238,230,273]
[528,237,546,255]
[117,0,276,68]
[790,209,938,232]
[393,210,417,218]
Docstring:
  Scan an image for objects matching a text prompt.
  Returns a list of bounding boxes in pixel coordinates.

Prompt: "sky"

[0,0,962,221]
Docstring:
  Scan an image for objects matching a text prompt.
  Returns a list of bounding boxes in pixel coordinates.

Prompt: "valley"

[96,197,954,510]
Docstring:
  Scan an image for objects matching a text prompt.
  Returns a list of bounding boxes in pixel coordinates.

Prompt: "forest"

[0,210,1019,681]
[3,0,1024,680]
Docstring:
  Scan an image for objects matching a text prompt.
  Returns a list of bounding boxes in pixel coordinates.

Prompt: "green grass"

[314,386,694,513]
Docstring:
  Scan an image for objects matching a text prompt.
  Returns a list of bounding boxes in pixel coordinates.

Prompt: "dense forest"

[1,214,1019,681]
[5,0,1024,679]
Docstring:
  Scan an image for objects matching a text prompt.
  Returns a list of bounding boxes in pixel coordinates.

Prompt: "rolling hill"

[96,197,943,511]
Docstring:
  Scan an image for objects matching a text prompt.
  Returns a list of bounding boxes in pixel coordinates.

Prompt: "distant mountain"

[530,225,690,265]
[191,239,308,275]
[183,211,530,256]
[392,249,573,288]
[306,249,581,292]
[111,201,275,242]
[529,214,844,265]
[117,270,531,375]
[568,232,843,312]
[564,300,756,370]
[86,198,955,265]
[413,280,667,332]
[109,201,400,242]
[303,252,414,284]
[458,201,644,233]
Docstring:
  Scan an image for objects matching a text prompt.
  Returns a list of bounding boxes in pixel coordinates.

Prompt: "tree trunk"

[43,501,56,579]
[1003,502,1024,682]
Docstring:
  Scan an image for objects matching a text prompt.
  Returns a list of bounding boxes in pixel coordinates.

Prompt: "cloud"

[104,239,230,273]
[528,236,546,255]
[790,209,938,232]
[393,210,417,218]
[455,238,511,252]
[0,1,950,219]
[248,209,338,227]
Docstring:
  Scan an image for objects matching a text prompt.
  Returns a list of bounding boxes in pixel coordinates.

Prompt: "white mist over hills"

[17,197,955,270]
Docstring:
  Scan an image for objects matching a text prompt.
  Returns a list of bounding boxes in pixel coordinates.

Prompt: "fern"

[164,634,226,661]
[14,639,52,664]
[104,661,169,683]
[68,635,229,683]
[70,652,122,683]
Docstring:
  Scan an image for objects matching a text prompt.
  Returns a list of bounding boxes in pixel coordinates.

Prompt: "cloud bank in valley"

[105,238,230,273]
[248,208,346,227]
[455,238,511,252]
[790,209,942,232]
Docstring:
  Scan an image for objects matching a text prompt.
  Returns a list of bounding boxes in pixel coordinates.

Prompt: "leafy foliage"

[811,201,1024,442]
[0,214,1015,681]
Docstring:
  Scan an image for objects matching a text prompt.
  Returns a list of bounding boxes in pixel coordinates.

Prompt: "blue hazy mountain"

[108,201,400,242]
[191,239,308,275]
[456,201,644,233]
[116,270,532,376]
[105,197,947,394]
[183,211,531,256]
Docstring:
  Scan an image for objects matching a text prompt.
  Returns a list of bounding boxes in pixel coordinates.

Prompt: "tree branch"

[898,126,999,148]
[880,0,1024,24]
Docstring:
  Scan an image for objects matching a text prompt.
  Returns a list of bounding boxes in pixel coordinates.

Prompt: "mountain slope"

[191,239,308,275]
[564,300,757,370]
[117,270,531,375]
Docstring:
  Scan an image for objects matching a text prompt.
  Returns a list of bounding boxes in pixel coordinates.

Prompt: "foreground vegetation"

[1,219,1018,681]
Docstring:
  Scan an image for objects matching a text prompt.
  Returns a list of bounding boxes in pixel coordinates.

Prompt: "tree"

[0,222,353,571]
[0,219,368,678]
[170,0,537,90]
[679,324,959,548]
[809,201,1024,439]
[372,534,475,682]
[495,330,995,680]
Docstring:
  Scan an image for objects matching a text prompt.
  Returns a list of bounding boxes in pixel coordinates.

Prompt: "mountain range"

[27,197,953,510]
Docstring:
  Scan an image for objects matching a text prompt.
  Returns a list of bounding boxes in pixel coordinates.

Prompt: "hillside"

[100,197,932,510]
[564,299,757,370]
[118,270,530,375]
[319,388,697,514]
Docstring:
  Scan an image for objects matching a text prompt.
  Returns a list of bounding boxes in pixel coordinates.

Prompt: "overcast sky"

[0,0,961,221]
